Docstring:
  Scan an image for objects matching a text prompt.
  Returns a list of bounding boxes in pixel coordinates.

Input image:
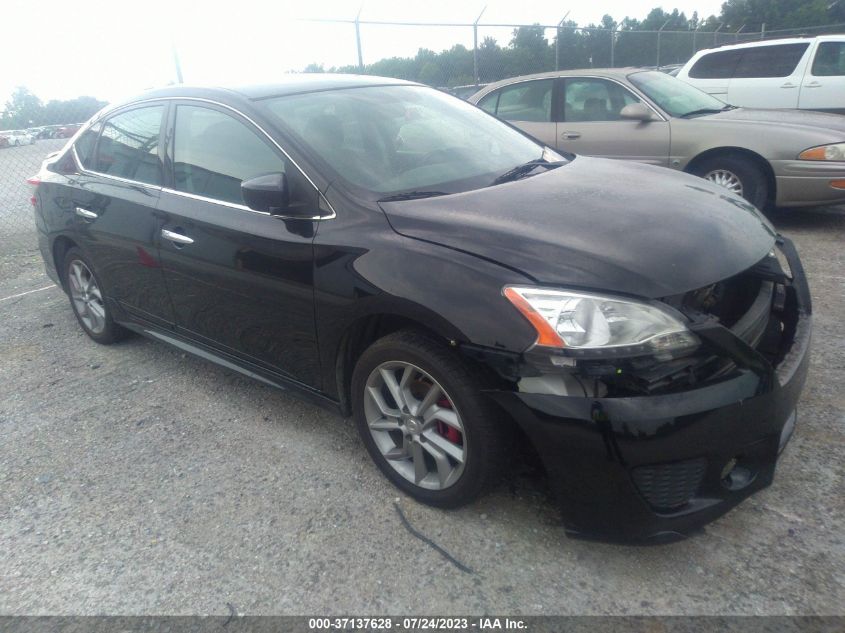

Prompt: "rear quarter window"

[73,122,102,169]
[688,49,742,79]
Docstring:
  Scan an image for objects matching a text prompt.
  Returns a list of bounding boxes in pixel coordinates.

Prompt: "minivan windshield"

[628,70,729,117]
[261,85,562,197]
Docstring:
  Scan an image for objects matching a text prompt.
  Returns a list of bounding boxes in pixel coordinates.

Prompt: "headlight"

[503,286,699,355]
[798,143,845,161]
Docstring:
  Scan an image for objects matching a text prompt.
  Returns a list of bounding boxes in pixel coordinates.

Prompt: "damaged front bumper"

[485,237,812,542]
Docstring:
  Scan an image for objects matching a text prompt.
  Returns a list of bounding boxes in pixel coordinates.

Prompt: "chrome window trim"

[73,145,163,191]
[73,96,336,220]
[160,187,333,221]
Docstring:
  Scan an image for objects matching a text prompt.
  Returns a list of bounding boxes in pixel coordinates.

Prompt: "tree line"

[304,0,845,86]
[1,87,107,130]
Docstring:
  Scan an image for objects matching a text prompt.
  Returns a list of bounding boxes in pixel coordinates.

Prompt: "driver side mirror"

[620,103,654,122]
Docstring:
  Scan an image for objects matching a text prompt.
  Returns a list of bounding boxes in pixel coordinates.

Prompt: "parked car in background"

[676,36,845,114]
[443,84,489,100]
[39,125,61,139]
[470,68,845,209]
[0,134,9,148]
[55,124,82,138]
[0,129,35,146]
[28,75,810,541]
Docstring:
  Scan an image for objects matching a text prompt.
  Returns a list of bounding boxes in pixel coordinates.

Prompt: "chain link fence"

[321,19,845,87]
[1,99,103,250]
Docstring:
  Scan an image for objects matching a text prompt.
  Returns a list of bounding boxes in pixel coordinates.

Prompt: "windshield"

[261,85,559,197]
[628,70,727,117]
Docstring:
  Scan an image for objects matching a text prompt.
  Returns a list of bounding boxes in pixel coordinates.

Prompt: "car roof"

[695,34,843,55]
[123,74,418,105]
[476,68,645,94]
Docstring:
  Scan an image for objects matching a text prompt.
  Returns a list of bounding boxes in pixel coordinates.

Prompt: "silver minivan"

[676,36,845,114]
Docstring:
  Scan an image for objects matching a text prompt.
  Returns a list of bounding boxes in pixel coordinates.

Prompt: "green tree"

[1,86,42,128]
[719,0,830,31]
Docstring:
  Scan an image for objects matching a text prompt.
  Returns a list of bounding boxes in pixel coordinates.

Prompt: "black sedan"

[28,75,811,541]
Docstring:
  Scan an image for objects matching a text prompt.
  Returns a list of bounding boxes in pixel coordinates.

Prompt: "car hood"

[380,157,777,298]
[705,107,845,135]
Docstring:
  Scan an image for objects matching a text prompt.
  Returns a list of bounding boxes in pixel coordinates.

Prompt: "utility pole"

[473,6,486,85]
[555,11,571,71]
[355,6,364,71]
[761,22,766,39]
[656,18,671,68]
[714,22,723,45]
[735,23,746,41]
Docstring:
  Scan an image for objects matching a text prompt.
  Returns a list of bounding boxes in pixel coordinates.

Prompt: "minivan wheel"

[692,154,768,210]
[63,247,128,344]
[351,329,508,507]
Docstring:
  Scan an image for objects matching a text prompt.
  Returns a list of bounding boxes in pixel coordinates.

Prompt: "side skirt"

[119,320,343,416]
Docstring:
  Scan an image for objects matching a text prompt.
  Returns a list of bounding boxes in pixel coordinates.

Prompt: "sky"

[0,0,726,105]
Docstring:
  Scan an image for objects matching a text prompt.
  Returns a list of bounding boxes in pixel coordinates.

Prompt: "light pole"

[656,18,671,68]
[693,23,703,54]
[714,22,723,45]
[171,42,183,84]
[555,11,571,71]
[355,6,364,71]
[473,5,487,85]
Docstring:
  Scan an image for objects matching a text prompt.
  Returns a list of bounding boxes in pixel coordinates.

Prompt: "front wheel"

[691,154,769,210]
[351,330,509,508]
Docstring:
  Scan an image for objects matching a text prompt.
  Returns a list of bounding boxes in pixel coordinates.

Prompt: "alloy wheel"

[363,361,466,490]
[68,260,106,334]
[704,169,744,196]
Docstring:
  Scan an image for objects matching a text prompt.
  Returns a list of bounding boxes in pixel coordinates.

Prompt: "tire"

[351,329,509,508]
[691,153,769,210]
[62,247,128,344]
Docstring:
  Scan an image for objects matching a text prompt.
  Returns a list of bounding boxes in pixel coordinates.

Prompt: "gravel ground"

[0,144,843,615]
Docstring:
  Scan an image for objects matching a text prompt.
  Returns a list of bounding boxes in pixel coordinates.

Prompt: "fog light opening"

[721,457,754,491]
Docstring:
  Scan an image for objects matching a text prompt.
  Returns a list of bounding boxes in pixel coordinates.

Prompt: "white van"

[676,35,845,113]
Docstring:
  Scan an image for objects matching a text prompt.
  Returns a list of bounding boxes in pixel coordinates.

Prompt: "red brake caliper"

[435,397,463,445]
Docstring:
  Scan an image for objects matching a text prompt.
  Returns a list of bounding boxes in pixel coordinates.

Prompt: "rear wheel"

[63,247,128,344]
[691,154,769,210]
[351,330,509,507]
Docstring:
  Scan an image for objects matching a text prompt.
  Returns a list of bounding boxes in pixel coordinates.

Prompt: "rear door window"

[812,42,845,76]
[94,106,164,185]
[489,80,553,122]
[733,43,810,78]
[688,49,743,79]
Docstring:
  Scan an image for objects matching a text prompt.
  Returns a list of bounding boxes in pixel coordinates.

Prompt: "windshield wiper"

[490,159,566,186]
[378,191,449,202]
[680,104,734,118]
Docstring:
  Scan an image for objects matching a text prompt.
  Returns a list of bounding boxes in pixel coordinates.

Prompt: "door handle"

[75,206,98,220]
[804,82,822,88]
[561,131,581,140]
[161,228,194,245]
[780,82,797,89]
